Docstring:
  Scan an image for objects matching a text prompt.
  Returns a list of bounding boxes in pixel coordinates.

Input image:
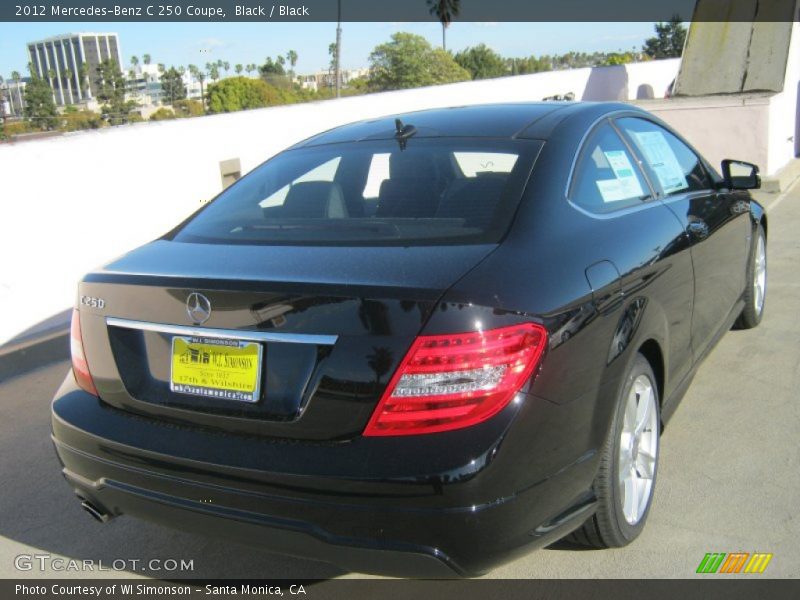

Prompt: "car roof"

[291,102,642,148]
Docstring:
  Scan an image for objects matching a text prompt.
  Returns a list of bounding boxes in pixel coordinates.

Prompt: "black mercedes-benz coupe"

[52,102,767,576]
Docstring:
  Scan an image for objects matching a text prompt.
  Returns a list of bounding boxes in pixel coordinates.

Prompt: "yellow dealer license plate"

[170,336,262,403]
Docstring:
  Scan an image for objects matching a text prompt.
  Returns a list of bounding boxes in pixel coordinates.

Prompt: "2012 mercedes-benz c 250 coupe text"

[52,103,768,576]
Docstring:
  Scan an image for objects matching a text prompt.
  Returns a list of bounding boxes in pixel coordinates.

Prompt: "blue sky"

[0,22,655,77]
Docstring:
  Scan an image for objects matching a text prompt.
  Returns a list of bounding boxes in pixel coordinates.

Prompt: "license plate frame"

[169,335,263,403]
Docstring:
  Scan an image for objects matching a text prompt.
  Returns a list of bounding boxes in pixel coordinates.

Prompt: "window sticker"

[595,150,644,203]
[632,131,688,194]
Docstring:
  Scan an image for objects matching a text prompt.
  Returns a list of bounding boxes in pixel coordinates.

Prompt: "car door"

[567,120,695,391]
[615,117,751,357]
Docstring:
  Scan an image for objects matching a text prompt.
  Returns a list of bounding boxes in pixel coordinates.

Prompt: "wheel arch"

[637,339,665,413]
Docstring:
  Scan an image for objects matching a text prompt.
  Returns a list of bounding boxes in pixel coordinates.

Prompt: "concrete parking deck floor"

[0,183,798,579]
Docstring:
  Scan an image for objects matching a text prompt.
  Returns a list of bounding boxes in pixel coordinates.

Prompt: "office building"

[27,33,122,106]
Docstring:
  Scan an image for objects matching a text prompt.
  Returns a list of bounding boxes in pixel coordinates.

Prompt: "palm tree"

[189,65,206,111]
[286,50,298,78]
[143,53,151,65]
[223,61,230,77]
[11,71,22,116]
[128,69,138,101]
[334,0,342,97]
[206,62,219,82]
[427,0,460,51]
[63,68,74,104]
[246,64,255,77]
[130,55,139,69]
[46,69,57,103]
[78,62,90,100]
[235,64,243,75]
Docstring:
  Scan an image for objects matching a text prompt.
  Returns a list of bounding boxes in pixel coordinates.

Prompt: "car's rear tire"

[735,223,767,329]
[568,354,660,548]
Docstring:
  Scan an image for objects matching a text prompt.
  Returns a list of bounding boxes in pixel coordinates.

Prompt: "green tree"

[95,59,135,124]
[223,61,231,77]
[368,32,470,91]
[235,64,243,75]
[143,54,151,65]
[427,0,460,51]
[62,68,74,103]
[61,109,105,131]
[149,107,176,121]
[327,43,338,73]
[260,57,289,89]
[207,76,285,113]
[286,50,298,76]
[23,75,58,130]
[78,62,90,98]
[643,16,687,59]
[602,52,635,66]
[46,68,56,101]
[454,44,507,79]
[259,57,286,77]
[173,98,204,117]
[160,67,187,104]
[11,71,23,116]
[188,65,206,111]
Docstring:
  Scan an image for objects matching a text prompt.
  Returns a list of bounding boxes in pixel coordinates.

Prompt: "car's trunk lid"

[77,240,496,440]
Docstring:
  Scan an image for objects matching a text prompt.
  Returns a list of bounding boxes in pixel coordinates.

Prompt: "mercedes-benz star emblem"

[186,292,212,325]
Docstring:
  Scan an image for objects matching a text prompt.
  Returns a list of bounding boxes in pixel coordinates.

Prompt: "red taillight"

[71,310,98,396]
[364,323,547,436]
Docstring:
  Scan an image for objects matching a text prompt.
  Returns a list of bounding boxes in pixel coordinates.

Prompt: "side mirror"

[721,159,761,190]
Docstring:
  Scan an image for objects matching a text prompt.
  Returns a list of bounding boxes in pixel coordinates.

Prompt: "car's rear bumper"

[51,373,598,577]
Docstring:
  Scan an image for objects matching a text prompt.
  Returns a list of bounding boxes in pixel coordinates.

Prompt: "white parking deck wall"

[767,21,800,174]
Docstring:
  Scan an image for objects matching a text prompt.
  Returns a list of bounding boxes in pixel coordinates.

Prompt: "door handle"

[687,221,709,240]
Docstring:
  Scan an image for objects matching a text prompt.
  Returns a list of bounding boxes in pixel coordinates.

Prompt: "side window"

[616,117,712,195]
[570,122,650,214]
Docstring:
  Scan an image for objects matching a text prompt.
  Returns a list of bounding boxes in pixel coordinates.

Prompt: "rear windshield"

[172,138,541,246]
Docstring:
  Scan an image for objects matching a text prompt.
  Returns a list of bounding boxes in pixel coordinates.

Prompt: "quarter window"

[616,117,712,195]
[570,122,650,214]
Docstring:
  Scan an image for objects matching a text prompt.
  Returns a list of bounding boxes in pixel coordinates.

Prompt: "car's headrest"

[436,176,508,226]
[282,182,348,218]
[389,152,437,182]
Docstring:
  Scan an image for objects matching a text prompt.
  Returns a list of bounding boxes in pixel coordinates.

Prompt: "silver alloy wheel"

[618,374,658,525]
[754,234,766,315]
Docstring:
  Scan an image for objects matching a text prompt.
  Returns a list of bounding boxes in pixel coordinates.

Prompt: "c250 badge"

[80,296,106,310]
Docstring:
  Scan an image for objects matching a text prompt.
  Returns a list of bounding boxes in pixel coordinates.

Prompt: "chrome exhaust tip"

[80,499,113,523]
